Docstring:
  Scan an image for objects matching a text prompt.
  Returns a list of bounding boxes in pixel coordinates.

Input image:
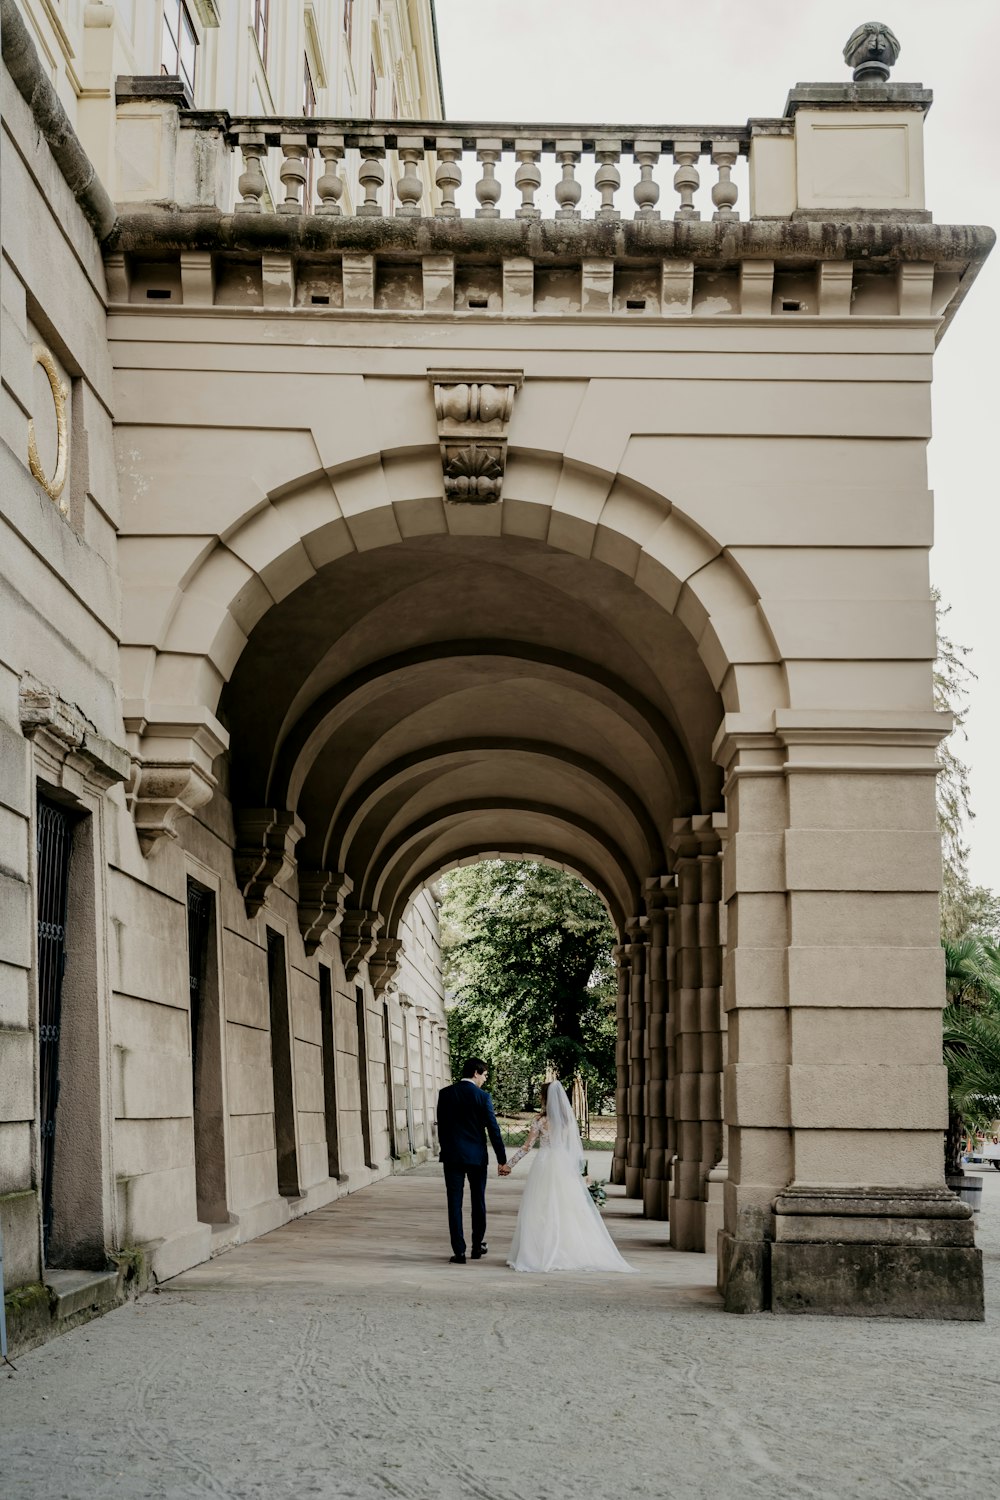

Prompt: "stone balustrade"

[224,118,752,222]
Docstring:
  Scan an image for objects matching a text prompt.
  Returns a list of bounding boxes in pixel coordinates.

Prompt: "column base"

[610,1153,627,1186]
[719,1187,984,1319]
[669,1196,705,1251]
[770,1187,983,1320]
[642,1176,669,1220]
[624,1167,643,1198]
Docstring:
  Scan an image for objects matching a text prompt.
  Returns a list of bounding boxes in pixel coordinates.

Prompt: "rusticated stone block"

[771,1242,984,1320]
[718,1230,771,1313]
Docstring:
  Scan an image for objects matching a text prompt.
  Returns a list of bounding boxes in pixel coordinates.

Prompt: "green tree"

[440,861,617,1111]
[943,936,1000,1175]
[934,592,999,942]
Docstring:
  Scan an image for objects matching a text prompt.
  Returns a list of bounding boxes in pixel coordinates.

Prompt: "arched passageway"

[112,286,971,1316]
[218,520,731,1243]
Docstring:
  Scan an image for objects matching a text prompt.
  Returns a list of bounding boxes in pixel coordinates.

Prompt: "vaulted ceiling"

[221,532,724,932]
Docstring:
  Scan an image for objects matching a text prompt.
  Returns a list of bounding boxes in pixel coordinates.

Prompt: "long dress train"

[505,1110,635,1274]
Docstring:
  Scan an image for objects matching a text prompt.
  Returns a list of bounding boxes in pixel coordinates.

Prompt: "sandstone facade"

[0,0,993,1330]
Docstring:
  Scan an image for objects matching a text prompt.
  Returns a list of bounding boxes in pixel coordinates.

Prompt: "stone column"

[704,813,730,1250]
[716,718,982,1319]
[611,944,631,1186]
[624,917,649,1199]
[642,878,675,1219]
[669,816,723,1252]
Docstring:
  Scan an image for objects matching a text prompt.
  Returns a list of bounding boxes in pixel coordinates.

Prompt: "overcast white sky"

[435,0,1000,892]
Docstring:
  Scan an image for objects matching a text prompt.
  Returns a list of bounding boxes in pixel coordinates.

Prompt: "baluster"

[475,140,502,218]
[632,139,662,221]
[672,139,701,221]
[554,138,583,220]
[514,138,542,220]
[235,131,267,213]
[594,139,621,222]
[357,141,387,216]
[278,133,309,215]
[711,139,739,221]
[434,137,463,218]
[394,137,425,217]
[316,134,345,216]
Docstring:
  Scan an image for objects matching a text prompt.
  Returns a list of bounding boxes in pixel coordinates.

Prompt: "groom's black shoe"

[471,1244,487,1259]
[449,1254,466,1264]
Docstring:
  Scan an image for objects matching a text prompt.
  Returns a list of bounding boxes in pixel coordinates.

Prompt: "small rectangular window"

[161,0,197,100]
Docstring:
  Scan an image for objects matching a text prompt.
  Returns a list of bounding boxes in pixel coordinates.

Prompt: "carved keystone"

[340,909,384,980]
[234,808,305,916]
[298,869,353,955]
[427,369,523,503]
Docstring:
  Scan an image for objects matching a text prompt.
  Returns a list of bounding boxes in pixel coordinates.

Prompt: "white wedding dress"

[505,1082,635,1274]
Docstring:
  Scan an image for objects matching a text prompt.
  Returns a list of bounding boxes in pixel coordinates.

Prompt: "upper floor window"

[343,0,353,50]
[370,61,377,117]
[253,0,270,66]
[161,0,197,99]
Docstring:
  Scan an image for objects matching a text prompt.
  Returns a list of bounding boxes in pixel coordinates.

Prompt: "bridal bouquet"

[587,1179,608,1209]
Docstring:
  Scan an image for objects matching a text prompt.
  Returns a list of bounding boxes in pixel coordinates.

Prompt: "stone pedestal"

[770,1188,982,1320]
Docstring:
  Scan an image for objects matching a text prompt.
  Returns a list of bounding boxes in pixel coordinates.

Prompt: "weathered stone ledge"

[105,211,994,268]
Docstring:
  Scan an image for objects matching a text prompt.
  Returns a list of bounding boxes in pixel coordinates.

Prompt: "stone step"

[44,1268,119,1322]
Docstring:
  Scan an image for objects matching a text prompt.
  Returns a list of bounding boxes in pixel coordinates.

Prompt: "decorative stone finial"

[843,21,901,82]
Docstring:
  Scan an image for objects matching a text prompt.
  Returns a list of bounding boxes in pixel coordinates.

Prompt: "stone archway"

[115,387,972,1314]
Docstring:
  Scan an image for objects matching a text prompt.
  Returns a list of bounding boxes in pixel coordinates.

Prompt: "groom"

[436,1057,510,1263]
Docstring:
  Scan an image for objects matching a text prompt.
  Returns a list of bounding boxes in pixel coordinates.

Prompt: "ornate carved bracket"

[427,369,523,503]
[234,808,305,916]
[123,706,229,856]
[368,938,403,996]
[19,675,129,791]
[298,868,354,955]
[340,909,383,980]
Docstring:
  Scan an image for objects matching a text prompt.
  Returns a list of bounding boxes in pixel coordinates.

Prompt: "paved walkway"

[3,1155,1000,1500]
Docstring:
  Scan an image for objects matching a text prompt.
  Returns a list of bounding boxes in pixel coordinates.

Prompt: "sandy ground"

[3,1153,1000,1500]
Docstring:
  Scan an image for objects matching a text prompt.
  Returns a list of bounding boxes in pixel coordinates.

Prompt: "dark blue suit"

[437,1080,507,1257]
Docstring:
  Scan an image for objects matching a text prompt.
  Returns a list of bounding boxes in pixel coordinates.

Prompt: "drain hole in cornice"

[311,294,330,305]
[146,288,172,300]
[781,300,803,312]
[626,299,646,311]
[468,298,488,309]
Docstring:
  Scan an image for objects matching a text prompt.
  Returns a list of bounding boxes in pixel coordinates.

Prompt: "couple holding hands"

[436,1057,633,1274]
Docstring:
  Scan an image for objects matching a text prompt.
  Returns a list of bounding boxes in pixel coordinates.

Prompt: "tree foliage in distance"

[934,591,1000,943]
[440,860,617,1115]
[943,936,1000,1175]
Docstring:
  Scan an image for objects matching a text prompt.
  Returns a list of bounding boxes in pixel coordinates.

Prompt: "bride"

[505,1080,635,1273]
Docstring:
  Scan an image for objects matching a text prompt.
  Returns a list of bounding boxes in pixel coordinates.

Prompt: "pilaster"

[624,917,648,1199]
[611,943,630,1187]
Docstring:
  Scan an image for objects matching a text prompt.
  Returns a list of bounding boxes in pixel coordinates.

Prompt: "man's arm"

[482,1090,508,1167]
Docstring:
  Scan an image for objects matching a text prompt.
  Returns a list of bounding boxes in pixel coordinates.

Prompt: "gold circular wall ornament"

[27,342,69,507]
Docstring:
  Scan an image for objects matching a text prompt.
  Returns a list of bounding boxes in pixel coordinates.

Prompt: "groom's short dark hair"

[461,1057,487,1079]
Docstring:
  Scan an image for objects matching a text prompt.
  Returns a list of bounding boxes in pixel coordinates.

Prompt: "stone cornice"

[104,212,994,271]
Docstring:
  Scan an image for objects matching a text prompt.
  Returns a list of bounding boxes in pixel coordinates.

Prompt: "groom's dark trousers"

[436,1079,507,1257]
